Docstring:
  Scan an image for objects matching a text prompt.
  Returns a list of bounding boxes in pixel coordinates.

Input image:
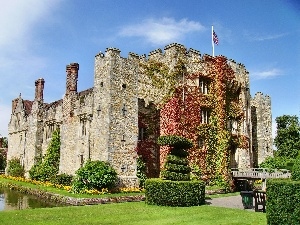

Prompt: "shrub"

[259,156,296,171]
[7,158,24,177]
[266,179,300,225]
[158,135,193,181]
[291,159,300,181]
[71,160,117,193]
[166,154,188,165]
[29,129,60,181]
[157,135,193,149]
[145,178,205,206]
[0,149,7,170]
[50,173,73,186]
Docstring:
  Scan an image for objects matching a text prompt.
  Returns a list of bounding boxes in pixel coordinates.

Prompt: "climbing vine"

[139,52,246,190]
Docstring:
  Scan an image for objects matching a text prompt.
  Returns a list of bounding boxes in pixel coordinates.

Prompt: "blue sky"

[0,0,299,138]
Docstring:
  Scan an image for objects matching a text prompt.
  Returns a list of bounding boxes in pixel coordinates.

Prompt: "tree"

[274,115,300,158]
[29,129,60,181]
[0,137,8,148]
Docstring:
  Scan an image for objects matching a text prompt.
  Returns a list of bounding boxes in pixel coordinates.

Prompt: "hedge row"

[266,179,300,225]
[145,178,205,207]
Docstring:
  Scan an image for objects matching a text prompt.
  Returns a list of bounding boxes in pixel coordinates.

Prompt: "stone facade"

[7,43,272,187]
[251,92,273,165]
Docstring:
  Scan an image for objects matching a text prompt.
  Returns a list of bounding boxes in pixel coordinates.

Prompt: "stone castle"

[7,43,273,187]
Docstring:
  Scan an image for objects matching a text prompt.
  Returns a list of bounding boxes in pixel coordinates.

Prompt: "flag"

[213,31,219,45]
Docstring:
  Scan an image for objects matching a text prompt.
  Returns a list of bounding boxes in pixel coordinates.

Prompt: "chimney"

[12,98,18,113]
[35,78,45,101]
[66,63,79,95]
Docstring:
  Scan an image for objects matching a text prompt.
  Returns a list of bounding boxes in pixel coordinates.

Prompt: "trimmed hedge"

[145,178,205,207]
[266,179,300,225]
[157,135,193,149]
[166,155,189,165]
[160,170,190,181]
[164,163,191,173]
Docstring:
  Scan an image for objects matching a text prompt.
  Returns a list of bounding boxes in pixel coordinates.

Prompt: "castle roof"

[44,99,63,110]
[78,87,94,97]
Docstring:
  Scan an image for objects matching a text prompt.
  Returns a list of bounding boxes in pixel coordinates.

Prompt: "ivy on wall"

[138,53,246,190]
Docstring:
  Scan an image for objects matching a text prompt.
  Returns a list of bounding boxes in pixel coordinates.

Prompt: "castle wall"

[93,49,140,187]
[7,97,29,172]
[7,43,272,187]
[251,92,273,165]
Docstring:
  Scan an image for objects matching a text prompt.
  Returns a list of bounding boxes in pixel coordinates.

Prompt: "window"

[138,127,146,141]
[228,119,238,134]
[201,109,210,124]
[199,79,210,94]
[198,136,205,148]
[80,119,87,136]
[45,123,55,139]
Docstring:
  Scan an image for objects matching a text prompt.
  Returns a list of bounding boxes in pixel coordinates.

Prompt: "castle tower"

[92,48,139,187]
[251,92,273,166]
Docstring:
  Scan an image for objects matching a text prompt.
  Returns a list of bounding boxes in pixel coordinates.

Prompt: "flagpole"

[212,25,214,57]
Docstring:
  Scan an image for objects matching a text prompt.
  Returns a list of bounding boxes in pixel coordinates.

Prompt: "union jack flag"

[213,31,219,45]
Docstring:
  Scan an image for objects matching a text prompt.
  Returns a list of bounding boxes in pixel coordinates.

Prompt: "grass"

[0,201,266,225]
[0,177,142,198]
[0,177,266,224]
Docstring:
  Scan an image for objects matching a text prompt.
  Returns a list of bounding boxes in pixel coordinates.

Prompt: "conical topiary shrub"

[145,135,205,207]
[157,135,193,181]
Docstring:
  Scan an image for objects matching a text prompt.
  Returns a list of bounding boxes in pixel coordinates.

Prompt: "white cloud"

[0,104,11,137]
[251,68,283,80]
[0,0,62,137]
[244,31,288,42]
[0,0,62,89]
[119,17,205,45]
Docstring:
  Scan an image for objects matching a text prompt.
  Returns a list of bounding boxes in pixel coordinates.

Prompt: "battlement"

[187,48,201,58]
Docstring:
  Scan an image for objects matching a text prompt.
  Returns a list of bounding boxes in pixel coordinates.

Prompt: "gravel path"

[205,195,254,211]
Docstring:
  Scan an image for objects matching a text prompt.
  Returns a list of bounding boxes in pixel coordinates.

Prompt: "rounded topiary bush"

[146,135,202,207]
[291,158,300,181]
[71,160,117,193]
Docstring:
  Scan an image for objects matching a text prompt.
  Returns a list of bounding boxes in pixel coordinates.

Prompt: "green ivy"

[29,129,60,181]
[136,157,147,188]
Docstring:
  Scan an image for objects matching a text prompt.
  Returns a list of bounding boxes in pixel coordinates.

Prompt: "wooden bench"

[254,190,266,212]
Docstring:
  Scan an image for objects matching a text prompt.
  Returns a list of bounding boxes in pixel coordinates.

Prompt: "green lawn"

[0,201,266,225]
[0,177,266,224]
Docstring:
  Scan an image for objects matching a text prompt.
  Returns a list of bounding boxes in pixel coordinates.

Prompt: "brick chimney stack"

[66,63,79,95]
[35,78,45,101]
